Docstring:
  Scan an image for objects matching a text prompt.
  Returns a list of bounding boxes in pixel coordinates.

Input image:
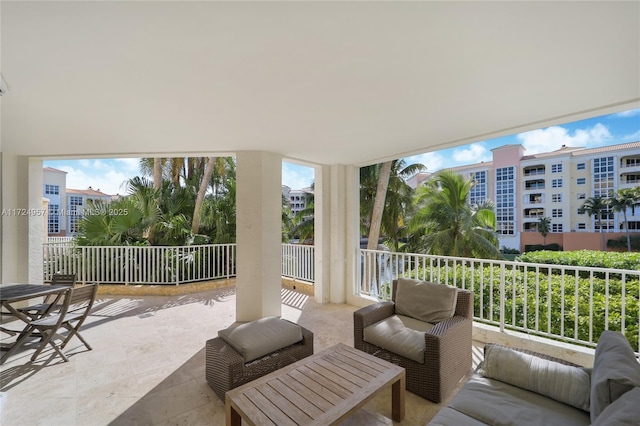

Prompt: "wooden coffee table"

[225,343,405,425]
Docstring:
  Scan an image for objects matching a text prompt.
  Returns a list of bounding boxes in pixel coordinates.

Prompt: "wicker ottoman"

[206,319,313,400]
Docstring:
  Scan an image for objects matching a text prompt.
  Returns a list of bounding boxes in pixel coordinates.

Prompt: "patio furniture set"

[207,277,474,424]
[0,273,99,364]
[207,278,640,425]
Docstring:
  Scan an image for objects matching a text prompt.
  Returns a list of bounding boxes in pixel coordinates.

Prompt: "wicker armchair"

[354,280,473,403]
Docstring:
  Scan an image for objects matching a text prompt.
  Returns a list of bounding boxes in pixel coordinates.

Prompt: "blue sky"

[45,108,639,195]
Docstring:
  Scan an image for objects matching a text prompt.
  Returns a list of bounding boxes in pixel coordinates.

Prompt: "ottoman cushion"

[218,316,303,362]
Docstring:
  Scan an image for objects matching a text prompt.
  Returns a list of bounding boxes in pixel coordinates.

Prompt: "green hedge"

[402,263,639,349]
[516,250,640,271]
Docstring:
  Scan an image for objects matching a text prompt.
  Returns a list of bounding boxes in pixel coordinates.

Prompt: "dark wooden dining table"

[1,283,70,363]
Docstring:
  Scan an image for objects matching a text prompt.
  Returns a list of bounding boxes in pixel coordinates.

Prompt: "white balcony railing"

[44,241,314,285]
[359,249,640,353]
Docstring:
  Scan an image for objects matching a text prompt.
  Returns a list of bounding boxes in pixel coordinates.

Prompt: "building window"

[44,184,59,195]
[578,208,584,215]
[552,223,563,232]
[577,193,586,200]
[48,204,59,233]
[552,209,563,218]
[495,167,515,235]
[552,194,562,203]
[469,171,487,205]
[576,178,586,185]
[551,178,563,188]
[593,157,615,229]
[577,163,586,170]
[551,163,562,173]
[68,196,83,233]
[578,223,586,230]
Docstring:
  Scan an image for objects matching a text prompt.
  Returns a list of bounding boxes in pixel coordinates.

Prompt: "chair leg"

[31,329,69,362]
[60,322,91,351]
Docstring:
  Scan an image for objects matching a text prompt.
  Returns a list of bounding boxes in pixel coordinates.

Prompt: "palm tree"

[608,187,640,251]
[360,159,426,250]
[579,196,608,251]
[408,170,500,259]
[538,216,551,247]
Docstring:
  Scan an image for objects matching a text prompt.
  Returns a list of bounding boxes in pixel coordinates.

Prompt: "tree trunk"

[367,161,392,250]
[192,157,216,234]
[153,158,162,190]
[623,211,631,251]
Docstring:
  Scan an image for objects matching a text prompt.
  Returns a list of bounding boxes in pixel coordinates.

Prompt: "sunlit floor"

[1,286,484,425]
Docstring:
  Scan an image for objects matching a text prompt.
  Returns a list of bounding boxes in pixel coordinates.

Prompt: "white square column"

[1,154,44,283]
[235,151,283,321]
[314,164,359,304]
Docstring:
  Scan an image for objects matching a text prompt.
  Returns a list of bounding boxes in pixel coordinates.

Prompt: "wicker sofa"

[429,331,640,426]
[205,317,313,401]
[354,278,473,403]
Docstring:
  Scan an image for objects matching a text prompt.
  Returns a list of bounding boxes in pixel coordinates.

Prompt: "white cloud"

[282,163,314,190]
[516,123,612,154]
[622,129,640,142]
[404,152,445,172]
[114,158,141,173]
[613,109,640,118]
[452,143,490,163]
[57,164,131,196]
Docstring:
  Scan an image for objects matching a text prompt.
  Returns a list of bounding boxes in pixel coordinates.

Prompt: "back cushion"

[481,344,591,412]
[590,331,640,423]
[394,278,458,323]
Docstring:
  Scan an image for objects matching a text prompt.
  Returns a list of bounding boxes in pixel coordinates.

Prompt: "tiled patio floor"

[1,286,484,425]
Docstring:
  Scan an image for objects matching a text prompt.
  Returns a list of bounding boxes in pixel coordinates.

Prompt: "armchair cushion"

[218,316,302,363]
[363,314,434,363]
[592,387,640,426]
[395,278,458,323]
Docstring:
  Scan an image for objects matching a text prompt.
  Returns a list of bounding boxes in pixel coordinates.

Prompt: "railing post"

[499,263,506,332]
[175,247,180,285]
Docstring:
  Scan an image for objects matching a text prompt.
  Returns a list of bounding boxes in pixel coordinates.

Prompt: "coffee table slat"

[269,378,325,419]
[243,388,297,426]
[287,369,344,406]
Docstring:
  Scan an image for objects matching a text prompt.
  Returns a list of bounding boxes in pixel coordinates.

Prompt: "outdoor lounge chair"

[354,278,473,403]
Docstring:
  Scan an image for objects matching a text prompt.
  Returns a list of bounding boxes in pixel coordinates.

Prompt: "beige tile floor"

[0,286,483,426]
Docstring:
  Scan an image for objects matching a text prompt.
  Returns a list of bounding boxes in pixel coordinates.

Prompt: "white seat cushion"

[218,316,302,363]
[363,314,434,363]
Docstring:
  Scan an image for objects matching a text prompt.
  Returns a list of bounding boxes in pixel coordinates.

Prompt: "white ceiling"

[2,1,639,167]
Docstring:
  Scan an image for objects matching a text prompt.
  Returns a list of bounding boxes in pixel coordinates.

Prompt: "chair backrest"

[391,279,473,319]
[51,273,77,286]
[65,283,99,317]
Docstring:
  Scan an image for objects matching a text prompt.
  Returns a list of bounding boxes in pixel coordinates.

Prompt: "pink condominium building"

[443,142,640,252]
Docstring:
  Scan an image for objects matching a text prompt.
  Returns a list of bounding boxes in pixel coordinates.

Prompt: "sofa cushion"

[480,344,590,411]
[218,316,302,363]
[363,314,434,363]
[428,406,488,426]
[590,331,640,423]
[439,374,591,426]
[592,387,640,426]
[395,278,458,323]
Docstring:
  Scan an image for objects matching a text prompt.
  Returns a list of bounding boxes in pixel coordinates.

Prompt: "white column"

[235,151,283,321]
[1,154,44,283]
[314,164,359,304]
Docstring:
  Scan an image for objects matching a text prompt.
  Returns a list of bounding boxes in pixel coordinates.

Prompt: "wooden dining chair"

[14,283,99,362]
[17,273,77,320]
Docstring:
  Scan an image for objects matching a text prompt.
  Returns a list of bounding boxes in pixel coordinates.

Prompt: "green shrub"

[517,250,640,271]
[401,262,639,349]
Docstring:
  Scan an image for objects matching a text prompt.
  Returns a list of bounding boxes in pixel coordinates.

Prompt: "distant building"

[282,185,313,216]
[433,141,640,251]
[405,171,431,190]
[43,167,112,236]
